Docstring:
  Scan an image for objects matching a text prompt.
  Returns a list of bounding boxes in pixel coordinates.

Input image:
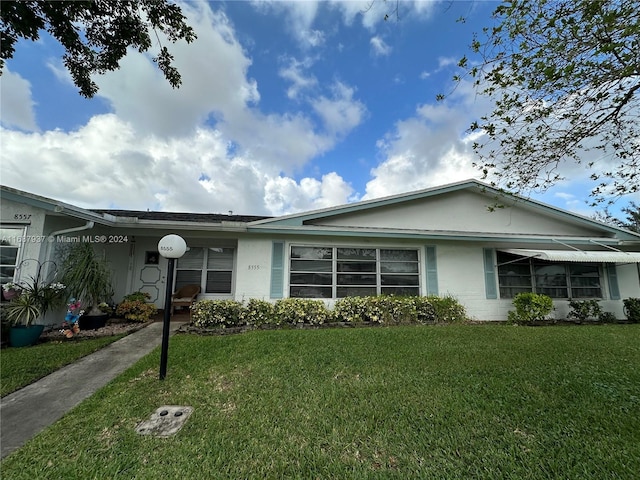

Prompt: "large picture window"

[497,252,602,299]
[175,247,234,294]
[290,246,420,298]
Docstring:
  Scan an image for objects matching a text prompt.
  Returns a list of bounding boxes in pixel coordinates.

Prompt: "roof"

[91,209,270,224]
[248,179,640,243]
[1,185,271,227]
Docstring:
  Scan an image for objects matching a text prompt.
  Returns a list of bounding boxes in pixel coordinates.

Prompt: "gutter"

[45,221,95,277]
[48,221,95,241]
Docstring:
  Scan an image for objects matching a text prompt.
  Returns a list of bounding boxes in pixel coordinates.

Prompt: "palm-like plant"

[5,292,42,326]
[60,244,114,316]
[6,259,67,326]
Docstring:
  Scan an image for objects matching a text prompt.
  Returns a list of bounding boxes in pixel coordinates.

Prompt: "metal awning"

[500,249,640,263]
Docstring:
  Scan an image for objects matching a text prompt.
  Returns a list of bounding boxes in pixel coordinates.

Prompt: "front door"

[133,241,170,309]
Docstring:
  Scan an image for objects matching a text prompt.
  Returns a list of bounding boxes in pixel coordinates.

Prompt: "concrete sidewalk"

[0,321,184,459]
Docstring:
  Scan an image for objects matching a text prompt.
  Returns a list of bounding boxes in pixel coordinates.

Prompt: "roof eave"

[1,185,114,226]
[247,225,624,245]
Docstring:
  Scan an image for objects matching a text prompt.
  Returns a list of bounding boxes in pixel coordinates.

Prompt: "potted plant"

[5,293,43,347]
[60,243,114,330]
[4,263,67,347]
[2,282,22,301]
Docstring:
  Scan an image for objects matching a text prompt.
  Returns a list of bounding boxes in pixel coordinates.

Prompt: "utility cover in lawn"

[135,406,193,437]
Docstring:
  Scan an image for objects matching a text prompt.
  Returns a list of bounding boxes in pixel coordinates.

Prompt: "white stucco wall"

[432,243,497,321]
[1,198,49,282]
[235,237,274,301]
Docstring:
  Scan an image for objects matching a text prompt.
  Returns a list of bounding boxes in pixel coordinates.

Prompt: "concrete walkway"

[0,321,184,459]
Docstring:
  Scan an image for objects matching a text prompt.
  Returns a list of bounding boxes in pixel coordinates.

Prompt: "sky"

[1,0,637,219]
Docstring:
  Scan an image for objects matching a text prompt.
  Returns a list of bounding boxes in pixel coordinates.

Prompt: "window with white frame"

[0,227,25,284]
[175,247,234,294]
[289,246,420,298]
[497,251,602,299]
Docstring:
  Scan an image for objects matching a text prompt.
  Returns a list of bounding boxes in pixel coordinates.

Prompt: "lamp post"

[157,234,187,380]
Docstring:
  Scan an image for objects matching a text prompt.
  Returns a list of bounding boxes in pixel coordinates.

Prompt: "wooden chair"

[171,284,201,316]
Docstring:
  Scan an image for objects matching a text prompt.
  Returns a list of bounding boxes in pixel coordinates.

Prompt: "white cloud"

[0,1,372,216]
[93,4,259,138]
[279,56,318,99]
[264,172,354,215]
[75,2,362,172]
[252,0,322,49]
[0,114,353,216]
[370,35,391,56]
[311,82,367,137]
[253,1,438,40]
[329,1,435,30]
[364,81,490,199]
[0,68,38,131]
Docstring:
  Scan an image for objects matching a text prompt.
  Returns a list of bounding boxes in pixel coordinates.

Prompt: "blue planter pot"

[9,325,45,347]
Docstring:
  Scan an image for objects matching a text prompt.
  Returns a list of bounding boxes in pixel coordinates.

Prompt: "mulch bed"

[40,319,152,342]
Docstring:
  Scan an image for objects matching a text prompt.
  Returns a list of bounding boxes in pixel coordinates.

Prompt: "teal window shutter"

[606,264,621,300]
[483,248,498,299]
[424,246,438,295]
[270,242,285,299]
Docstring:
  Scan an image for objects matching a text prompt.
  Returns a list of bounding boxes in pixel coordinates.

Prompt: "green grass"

[2,325,639,479]
[1,335,126,397]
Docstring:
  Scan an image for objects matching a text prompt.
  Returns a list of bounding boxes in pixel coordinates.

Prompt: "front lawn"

[1,335,126,397]
[2,325,639,479]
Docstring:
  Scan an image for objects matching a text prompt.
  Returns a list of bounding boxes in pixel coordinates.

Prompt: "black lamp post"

[157,234,187,380]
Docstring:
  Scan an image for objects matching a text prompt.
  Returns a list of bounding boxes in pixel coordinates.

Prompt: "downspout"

[48,221,95,240]
[45,221,95,276]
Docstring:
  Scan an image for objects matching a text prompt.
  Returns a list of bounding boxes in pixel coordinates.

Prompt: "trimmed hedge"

[190,295,467,328]
[192,300,244,328]
[507,293,553,325]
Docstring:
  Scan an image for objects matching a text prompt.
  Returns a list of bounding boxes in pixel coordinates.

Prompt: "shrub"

[333,295,458,325]
[333,296,373,323]
[242,299,276,326]
[568,299,603,323]
[425,295,467,324]
[123,291,151,302]
[333,296,393,324]
[274,298,331,326]
[623,298,640,323]
[507,293,553,325]
[379,296,417,325]
[191,300,244,328]
[115,291,157,322]
[598,311,617,323]
[411,296,438,324]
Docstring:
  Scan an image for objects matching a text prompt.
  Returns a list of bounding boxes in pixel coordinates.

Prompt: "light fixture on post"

[157,234,187,380]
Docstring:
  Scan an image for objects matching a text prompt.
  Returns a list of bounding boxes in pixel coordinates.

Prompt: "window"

[0,227,24,284]
[289,246,420,298]
[175,247,234,294]
[497,252,602,299]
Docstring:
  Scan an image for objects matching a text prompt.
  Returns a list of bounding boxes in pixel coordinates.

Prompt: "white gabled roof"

[249,179,640,243]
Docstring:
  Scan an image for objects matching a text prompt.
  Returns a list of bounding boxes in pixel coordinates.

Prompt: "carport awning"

[500,249,640,263]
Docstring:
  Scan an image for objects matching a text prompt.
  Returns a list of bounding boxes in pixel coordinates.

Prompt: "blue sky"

[1,0,636,218]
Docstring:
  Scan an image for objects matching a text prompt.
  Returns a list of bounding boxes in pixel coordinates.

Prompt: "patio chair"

[171,284,201,316]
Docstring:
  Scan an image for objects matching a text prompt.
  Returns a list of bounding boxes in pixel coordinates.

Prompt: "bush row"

[507,293,639,325]
[191,295,468,329]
